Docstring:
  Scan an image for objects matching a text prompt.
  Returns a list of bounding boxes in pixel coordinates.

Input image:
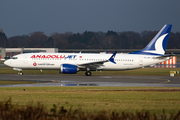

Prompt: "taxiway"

[0,74,180,87]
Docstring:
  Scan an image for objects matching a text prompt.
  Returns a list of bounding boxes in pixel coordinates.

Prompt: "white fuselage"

[4,53,169,71]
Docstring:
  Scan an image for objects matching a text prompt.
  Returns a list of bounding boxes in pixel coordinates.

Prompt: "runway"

[0,74,180,87]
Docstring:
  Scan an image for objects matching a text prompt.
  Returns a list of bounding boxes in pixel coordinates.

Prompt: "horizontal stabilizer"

[152,54,175,59]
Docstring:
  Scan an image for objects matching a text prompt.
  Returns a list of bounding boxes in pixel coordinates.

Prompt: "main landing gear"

[85,71,92,76]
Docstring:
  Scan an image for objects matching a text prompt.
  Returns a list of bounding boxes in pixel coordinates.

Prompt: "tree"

[106,30,118,36]
[68,33,82,44]
[82,31,96,45]
[0,31,7,47]
[26,32,48,48]
[3,29,180,49]
[45,37,54,48]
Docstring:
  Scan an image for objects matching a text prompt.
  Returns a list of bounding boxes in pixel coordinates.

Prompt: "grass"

[0,67,180,76]
[0,80,37,85]
[0,66,180,118]
[1,98,180,120]
[0,87,180,114]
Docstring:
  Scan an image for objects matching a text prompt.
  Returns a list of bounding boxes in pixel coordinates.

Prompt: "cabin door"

[139,57,143,65]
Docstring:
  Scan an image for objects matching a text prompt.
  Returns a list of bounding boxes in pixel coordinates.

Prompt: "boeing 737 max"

[4,24,173,76]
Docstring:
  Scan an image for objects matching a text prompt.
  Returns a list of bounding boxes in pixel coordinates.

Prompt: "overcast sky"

[1,0,180,37]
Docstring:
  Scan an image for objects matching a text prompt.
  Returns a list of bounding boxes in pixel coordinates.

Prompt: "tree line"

[0,30,180,49]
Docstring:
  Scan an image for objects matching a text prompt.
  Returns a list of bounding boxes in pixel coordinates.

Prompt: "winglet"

[109,51,117,64]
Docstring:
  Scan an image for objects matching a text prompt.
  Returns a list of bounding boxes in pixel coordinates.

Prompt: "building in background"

[5,48,58,59]
[0,48,6,60]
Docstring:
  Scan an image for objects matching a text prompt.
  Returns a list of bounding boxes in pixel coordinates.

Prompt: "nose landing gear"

[18,71,23,75]
[13,68,23,76]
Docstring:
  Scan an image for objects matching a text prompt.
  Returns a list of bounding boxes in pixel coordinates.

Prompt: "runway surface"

[0,74,180,87]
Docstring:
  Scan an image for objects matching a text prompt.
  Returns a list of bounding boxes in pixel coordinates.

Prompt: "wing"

[77,51,117,70]
[77,60,108,70]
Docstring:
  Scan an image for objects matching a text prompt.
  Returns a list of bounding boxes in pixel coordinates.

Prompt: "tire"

[19,72,23,76]
[85,71,92,76]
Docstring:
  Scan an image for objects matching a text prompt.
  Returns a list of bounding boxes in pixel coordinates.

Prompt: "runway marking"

[155,79,170,84]
[1,74,179,87]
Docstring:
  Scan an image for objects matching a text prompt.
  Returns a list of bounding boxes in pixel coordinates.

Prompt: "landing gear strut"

[85,71,92,76]
[13,68,23,76]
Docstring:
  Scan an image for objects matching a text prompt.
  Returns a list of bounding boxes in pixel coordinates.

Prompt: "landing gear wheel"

[85,71,92,76]
[19,71,23,76]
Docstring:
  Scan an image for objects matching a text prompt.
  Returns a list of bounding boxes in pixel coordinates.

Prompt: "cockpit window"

[12,57,18,59]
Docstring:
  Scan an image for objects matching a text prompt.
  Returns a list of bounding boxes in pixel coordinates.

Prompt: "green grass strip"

[0,87,180,114]
[0,80,37,85]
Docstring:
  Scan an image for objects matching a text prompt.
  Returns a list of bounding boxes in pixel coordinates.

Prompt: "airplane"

[4,24,172,76]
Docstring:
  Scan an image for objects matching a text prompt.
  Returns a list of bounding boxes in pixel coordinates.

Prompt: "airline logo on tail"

[143,33,169,55]
[130,24,172,56]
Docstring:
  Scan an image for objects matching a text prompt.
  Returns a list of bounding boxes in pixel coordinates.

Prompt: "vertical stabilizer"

[130,24,172,56]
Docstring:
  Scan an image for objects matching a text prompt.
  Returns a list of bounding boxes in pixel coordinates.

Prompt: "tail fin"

[130,24,172,56]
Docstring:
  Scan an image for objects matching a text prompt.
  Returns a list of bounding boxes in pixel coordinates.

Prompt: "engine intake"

[59,64,78,74]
